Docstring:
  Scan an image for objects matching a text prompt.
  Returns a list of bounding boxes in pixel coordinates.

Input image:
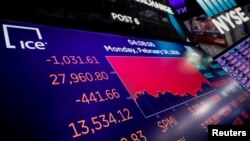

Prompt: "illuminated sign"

[216,37,250,92]
[111,12,140,25]
[168,0,187,14]
[3,24,47,50]
[197,0,237,16]
[196,0,250,34]
[135,0,174,14]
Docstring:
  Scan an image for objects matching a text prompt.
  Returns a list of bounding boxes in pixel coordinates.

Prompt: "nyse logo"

[197,0,237,17]
[3,24,47,50]
[196,0,249,34]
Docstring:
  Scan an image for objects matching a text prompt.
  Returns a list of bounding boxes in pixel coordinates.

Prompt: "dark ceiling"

[0,0,190,42]
[0,0,248,42]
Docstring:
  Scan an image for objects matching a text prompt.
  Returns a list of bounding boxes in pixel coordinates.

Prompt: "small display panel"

[216,37,250,92]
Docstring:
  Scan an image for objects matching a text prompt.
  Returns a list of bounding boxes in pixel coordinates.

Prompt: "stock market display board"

[0,20,250,141]
[216,37,250,92]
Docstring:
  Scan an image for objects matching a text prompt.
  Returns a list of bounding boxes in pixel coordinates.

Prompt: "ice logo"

[3,24,47,50]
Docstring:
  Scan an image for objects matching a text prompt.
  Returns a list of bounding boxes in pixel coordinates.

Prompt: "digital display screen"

[188,16,228,47]
[1,20,250,141]
[216,37,250,92]
[183,3,250,57]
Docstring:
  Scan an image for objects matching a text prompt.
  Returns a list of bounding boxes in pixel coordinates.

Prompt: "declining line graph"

[107,56,216,118]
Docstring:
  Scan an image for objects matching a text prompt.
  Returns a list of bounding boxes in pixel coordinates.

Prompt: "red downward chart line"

[107,56,212,100]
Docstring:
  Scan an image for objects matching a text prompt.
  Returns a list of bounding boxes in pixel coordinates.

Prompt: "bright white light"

[197,102,211,116]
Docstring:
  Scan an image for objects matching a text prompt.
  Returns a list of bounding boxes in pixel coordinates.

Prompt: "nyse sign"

[212,7,249,34]
[196,0,250,34]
